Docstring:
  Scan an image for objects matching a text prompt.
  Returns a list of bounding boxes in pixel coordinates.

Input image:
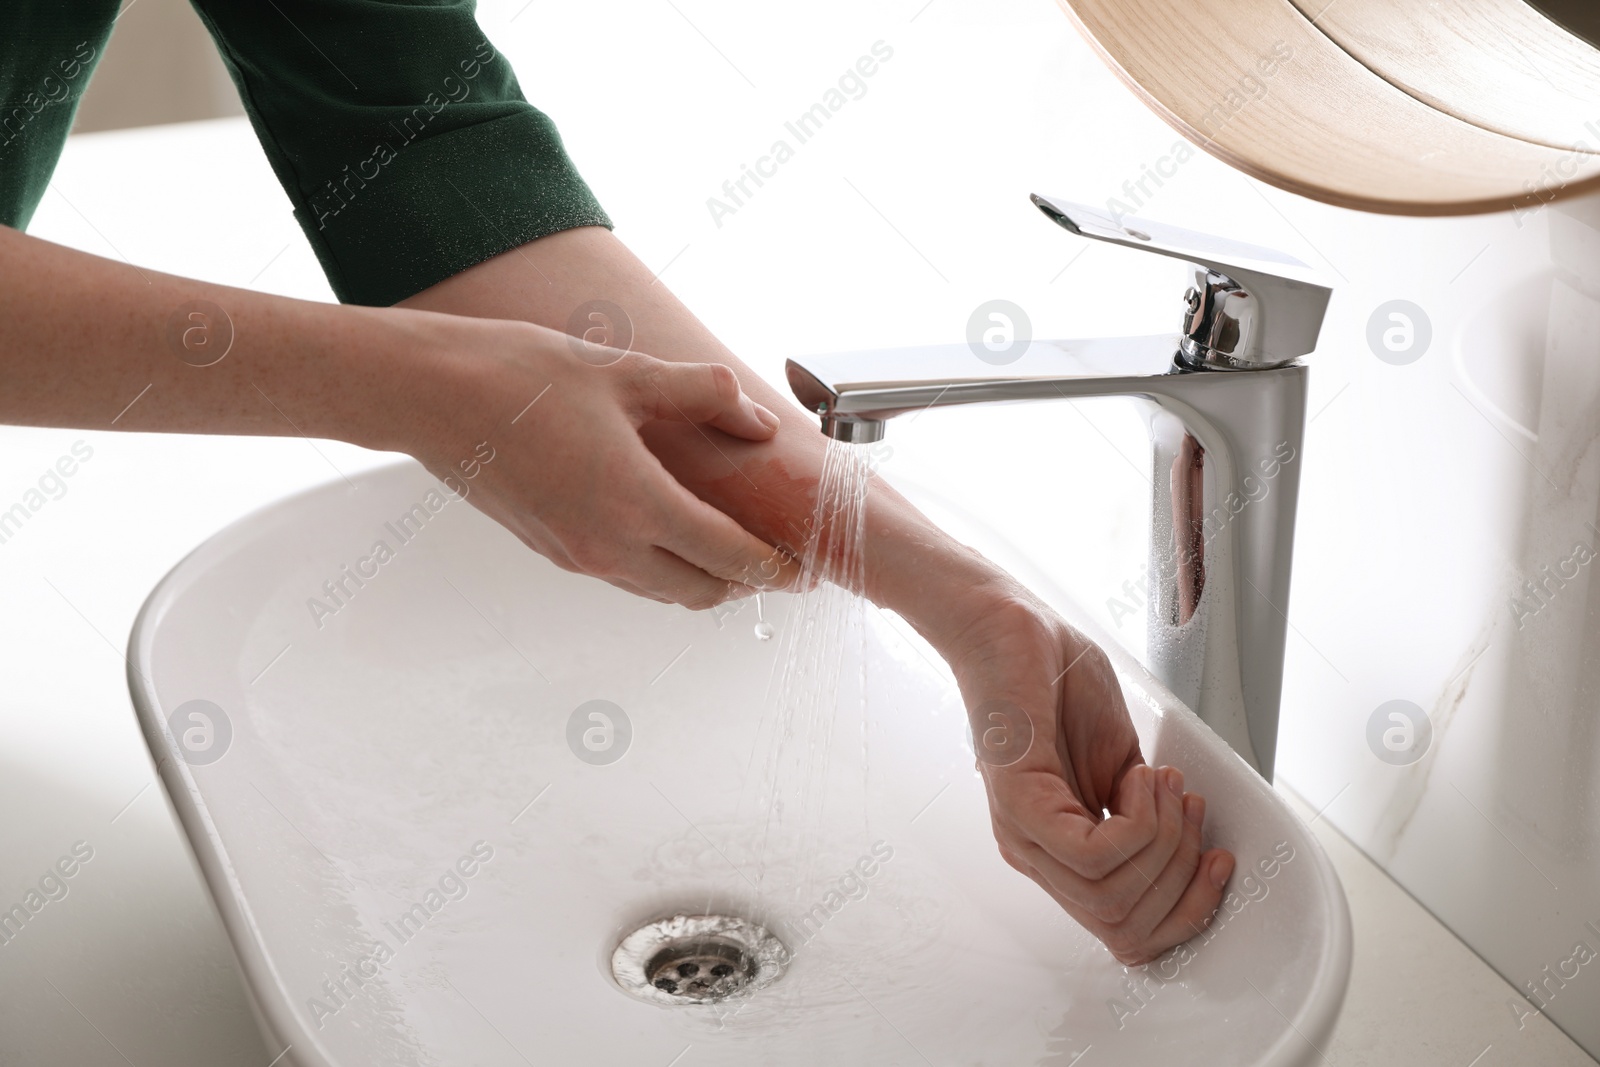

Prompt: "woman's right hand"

[392,315,798,608]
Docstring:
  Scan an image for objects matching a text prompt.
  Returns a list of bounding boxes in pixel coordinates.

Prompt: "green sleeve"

[0,2,119,231]
[189,0,612,306]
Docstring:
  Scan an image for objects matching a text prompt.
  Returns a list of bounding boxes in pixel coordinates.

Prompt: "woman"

[0,0,1232,967]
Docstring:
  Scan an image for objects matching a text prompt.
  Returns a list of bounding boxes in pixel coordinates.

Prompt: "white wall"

[74,0,241,133]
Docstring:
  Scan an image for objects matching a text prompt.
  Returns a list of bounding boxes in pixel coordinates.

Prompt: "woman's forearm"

[0,220,1011,641]
[0,222,814,606]
[0,224,445,450]
[398,224,1016,643]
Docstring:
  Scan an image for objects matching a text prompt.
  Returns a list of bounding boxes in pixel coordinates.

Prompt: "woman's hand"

[0,227,785,614]
[399,316,797,608]
[937,585,1236,965]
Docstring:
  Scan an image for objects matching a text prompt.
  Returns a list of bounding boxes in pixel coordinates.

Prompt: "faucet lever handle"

[1031,193,1333,370]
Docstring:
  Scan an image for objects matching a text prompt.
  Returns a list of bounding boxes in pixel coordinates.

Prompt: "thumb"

[638,359,781,441]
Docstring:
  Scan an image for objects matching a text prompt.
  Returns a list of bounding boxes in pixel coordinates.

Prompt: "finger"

[1095,749,1146,822]
[1082,766,1185,922]
[1010,762,1161,881]
[616,545,759,610]
[1143,847,1233,952]
[995,845,1168,968]
[651,481,802,591]
[512,527,674,604]
[1059,645,1143,811]
[638,360,781,442]
[1121,766,1186,885]
[1000,832,1169,928]
[1000,844,1193,968]
[598,576,674,604]
[990,770,1179,926]
[1117,790,1206,945]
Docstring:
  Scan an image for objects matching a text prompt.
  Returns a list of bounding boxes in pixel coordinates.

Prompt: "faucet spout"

[785,197,1331,780]
[787,334,1188,419]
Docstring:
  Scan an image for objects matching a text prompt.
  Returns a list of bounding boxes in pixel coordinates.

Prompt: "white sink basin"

[128,460,1350,1067]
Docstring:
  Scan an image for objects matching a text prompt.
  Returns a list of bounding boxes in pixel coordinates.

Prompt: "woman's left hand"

[939,587,1236,965]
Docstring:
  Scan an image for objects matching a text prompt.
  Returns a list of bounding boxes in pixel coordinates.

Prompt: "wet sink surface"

[129,460,1349,1067]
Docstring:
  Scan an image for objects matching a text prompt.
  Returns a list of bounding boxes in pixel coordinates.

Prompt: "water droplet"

[754,621,775,641]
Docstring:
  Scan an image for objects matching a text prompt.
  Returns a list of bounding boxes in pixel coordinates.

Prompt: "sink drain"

[612,914,788,1005]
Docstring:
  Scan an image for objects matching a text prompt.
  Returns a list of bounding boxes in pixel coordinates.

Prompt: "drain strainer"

[612,914,788,1005]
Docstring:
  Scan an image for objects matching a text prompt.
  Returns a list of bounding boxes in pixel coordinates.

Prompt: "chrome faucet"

[785,196,1332,781]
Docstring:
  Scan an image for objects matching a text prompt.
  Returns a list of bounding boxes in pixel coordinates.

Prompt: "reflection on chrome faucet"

[1170,432,1207,627]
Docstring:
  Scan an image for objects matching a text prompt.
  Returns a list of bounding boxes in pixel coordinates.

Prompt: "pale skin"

[0,220,1234,964]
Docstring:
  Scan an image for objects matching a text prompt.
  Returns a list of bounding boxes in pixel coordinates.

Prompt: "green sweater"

[0,0,611,306]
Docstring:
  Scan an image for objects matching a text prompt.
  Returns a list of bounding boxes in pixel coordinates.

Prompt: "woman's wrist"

[861,496,1030,653]
[328,305,511,458]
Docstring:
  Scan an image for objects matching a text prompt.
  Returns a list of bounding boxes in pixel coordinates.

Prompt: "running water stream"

[743,440,875,946]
